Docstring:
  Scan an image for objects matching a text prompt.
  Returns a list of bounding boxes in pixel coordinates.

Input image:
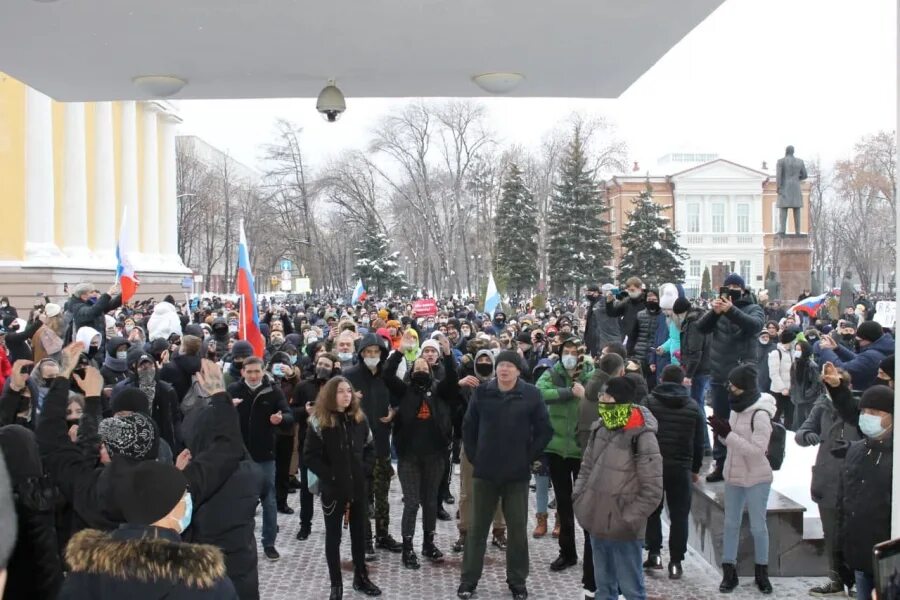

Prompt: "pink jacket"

[722,393,775,487]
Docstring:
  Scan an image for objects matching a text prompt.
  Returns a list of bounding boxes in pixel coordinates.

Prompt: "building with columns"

[0,72,189,306]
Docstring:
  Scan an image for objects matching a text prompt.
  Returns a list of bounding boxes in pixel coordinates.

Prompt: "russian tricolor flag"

[237,221,265,358]
[352,279,367,304]
[789,292,828,317]
[115,208,139,303]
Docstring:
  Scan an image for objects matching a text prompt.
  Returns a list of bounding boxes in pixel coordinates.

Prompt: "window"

[690,260,701,278]
[736,204,750,233]
[687,203,700,233]
[740,260,751,283]
[711,203,725,233]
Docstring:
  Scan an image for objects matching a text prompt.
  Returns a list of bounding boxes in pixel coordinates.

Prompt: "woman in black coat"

[304,376,381,600]
[383,340,458,569]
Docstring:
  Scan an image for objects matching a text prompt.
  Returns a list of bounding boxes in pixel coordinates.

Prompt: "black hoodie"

[343,333,393,457]
[646,382,705,474]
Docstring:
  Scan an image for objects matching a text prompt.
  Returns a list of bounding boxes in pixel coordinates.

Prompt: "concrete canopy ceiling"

[1,0,724,101]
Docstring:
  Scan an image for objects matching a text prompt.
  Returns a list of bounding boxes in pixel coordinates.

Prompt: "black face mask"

[66,418,79,428]
[87,346,100,359]
[315,367,332,381]
[411,371,432,388]
[645,301,660,313]
[232,360,243,371]
[475,363,493,378]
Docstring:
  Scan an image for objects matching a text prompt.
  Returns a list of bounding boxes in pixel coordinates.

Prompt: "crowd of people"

[0,273,893,600]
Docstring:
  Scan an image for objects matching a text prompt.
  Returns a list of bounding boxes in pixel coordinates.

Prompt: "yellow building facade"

[0,73,189,306]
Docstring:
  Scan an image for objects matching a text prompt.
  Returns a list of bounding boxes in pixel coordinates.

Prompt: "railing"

[679,233,761,246]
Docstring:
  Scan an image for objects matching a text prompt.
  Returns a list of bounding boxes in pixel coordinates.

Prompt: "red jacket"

[0,345,11,390]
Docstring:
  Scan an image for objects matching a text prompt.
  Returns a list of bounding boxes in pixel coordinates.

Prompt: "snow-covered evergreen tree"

[353,215,409,297]
[546,126,613,295]
[494,163,539,296]
[618,183,688,289]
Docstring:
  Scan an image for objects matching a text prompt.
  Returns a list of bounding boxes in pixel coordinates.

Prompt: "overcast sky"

[176,0,897,175]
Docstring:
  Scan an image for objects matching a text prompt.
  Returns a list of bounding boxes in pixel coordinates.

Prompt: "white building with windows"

[670,159,769,295]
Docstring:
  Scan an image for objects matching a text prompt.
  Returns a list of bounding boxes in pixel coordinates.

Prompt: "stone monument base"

[766,234,812,303]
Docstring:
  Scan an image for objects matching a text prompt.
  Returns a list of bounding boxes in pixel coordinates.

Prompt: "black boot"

[452,531,466,553]
[422,532,444,563]
[719,563,738,593]
[401,536,420,570]
[754,564,773,594]
[706,464,724,483]
[353,568,382,596]
[375,533,403,553]
[329,582,343,600]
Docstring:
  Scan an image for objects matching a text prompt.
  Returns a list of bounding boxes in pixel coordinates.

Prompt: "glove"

[707,416,731,440]
[802,431,820,446]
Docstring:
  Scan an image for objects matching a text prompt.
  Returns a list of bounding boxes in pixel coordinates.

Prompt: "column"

[140,102,160,259]
[158,112,183,267]
[892,0,899,539]
[61,102,91,261]
[120,101,140,252]
[24,87,62,261]
[92,101,116,265]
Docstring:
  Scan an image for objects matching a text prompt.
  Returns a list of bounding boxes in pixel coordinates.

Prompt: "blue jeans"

[710,382,730,464]
[690,375,711,450]
[854,570,873,600]
[258,460,277,548]
[535,474,549,514]
[589,536,646,600]
[723,482,770,565]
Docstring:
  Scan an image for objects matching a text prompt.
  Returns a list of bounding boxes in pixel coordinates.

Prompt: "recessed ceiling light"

[132,75,187,98]
[472,72,524,94]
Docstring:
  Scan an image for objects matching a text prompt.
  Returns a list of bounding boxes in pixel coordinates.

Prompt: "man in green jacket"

[536,336,595,587]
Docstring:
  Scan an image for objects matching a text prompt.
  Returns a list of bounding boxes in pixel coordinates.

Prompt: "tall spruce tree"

[546,126,613,295]
[353,215,409,297]
[494,163,539,297]
[618,183,688,289]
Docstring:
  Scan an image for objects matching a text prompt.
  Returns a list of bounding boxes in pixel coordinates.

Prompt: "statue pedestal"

[767,234,812,302]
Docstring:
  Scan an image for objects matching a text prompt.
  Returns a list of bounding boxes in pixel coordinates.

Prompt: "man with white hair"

[63,282,122,347]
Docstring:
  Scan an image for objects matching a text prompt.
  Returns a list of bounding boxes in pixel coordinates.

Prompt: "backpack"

[751,409,786,470]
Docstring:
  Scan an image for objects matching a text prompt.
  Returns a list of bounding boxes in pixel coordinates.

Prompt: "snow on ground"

[773,435,819,518]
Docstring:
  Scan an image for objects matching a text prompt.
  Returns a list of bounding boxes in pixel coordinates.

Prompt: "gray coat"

[776,155,807,208]
[584,298,621,357]
[795,395,861,508]
[573,405,662,541]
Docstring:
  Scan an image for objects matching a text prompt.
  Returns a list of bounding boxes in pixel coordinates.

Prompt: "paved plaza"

[256,466,826,599]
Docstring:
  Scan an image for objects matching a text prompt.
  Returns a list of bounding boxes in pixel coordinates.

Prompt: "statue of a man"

[765,270,781,301]
[776,145,808,234]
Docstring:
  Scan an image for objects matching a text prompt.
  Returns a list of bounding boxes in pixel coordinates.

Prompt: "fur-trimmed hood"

[65,527,227,590]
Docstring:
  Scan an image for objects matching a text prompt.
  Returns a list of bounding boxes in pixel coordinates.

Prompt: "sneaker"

[375,534,403,553]
[509,583,528,599]
[492,529,508,551]
[457,583,477,599]
[263,546,280,561]
[809,580,844,595]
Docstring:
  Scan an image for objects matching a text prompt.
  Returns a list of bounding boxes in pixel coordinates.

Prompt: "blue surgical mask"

[177,492,193,533]
[561,355,577,370]
[289,355,297,365]
[859,414,888,438]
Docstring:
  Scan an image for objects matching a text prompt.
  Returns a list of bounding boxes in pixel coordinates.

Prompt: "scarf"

[598,403,633,430]
[103,354,128,373]
[138,370,156,403]
[729,391,759,413]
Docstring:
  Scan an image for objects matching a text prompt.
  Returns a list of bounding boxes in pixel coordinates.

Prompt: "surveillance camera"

[316,81,346,123]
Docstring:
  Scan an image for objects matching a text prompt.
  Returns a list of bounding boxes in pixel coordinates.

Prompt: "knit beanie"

[231,340,255,360]
[116,461,188,526]
[99,412,158,460]
[881,354,895,380]
[779,330,795,345]
[859,385,894,415]
[672,297,691,315]
[111,387,152,415]
[723,273,745,288]
[727,364,759,394]
[857,320,884,343]
[494,350,523,371]
[604,376,636,404]
[419,339,441,356]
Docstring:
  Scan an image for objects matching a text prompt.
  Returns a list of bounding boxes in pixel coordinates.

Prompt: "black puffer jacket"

[228,376,294,462]
[343,334,393,457]
[0,424,63,600]
[836,432,892,574]
[679,308,710,379]
[606,295,645,348]
[159,353,203,402]
[696,297,765,383]
[304,412,375,504]
[645,383,705,474]
[63,293,122,347]
[631,308,662,361]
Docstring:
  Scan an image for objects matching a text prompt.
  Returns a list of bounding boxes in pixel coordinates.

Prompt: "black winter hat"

[231,340,254,360]
[99,412,158,460]
[494,350,523,371]
[860,385,894,415]
[111,388,152,415]
[728,364,759,394]
[881,354,895,380]
[857,320,884,343]
[116,461,188,526]
[126,347,154,369]
[516,332,532,345]
[184,324,204,338]
[604,376,637,404]
[672,297,691,315]
[779,330,795,345]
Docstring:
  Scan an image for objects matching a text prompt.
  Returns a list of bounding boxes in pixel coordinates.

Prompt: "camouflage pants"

[367,456,394,540]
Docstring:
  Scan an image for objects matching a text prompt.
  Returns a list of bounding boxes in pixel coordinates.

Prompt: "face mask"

[461,328,470,337]
[758,337,769,345]
[0,302,6,308]
[628,291,642,300]
[271,363,286,378]
[792,350,802,359]
[363,357,380,369]
[246,380,263,390]
[561,355,578,370]
[138,369,155,386]
[289,355,298,365]
[411,371,432,388]
[228,325,238,334]
[66,418,79,428]
[232,360,243,371]
[316,367,332,380]
[645,301,660,312]
[475,363,493,378]
[176,493,193,533]
[859,413,887,438]
[116,350,128,360]
[271,337,284,346]
[307,337,319,344]
[87,346,99,359]
[338,352,354,363]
